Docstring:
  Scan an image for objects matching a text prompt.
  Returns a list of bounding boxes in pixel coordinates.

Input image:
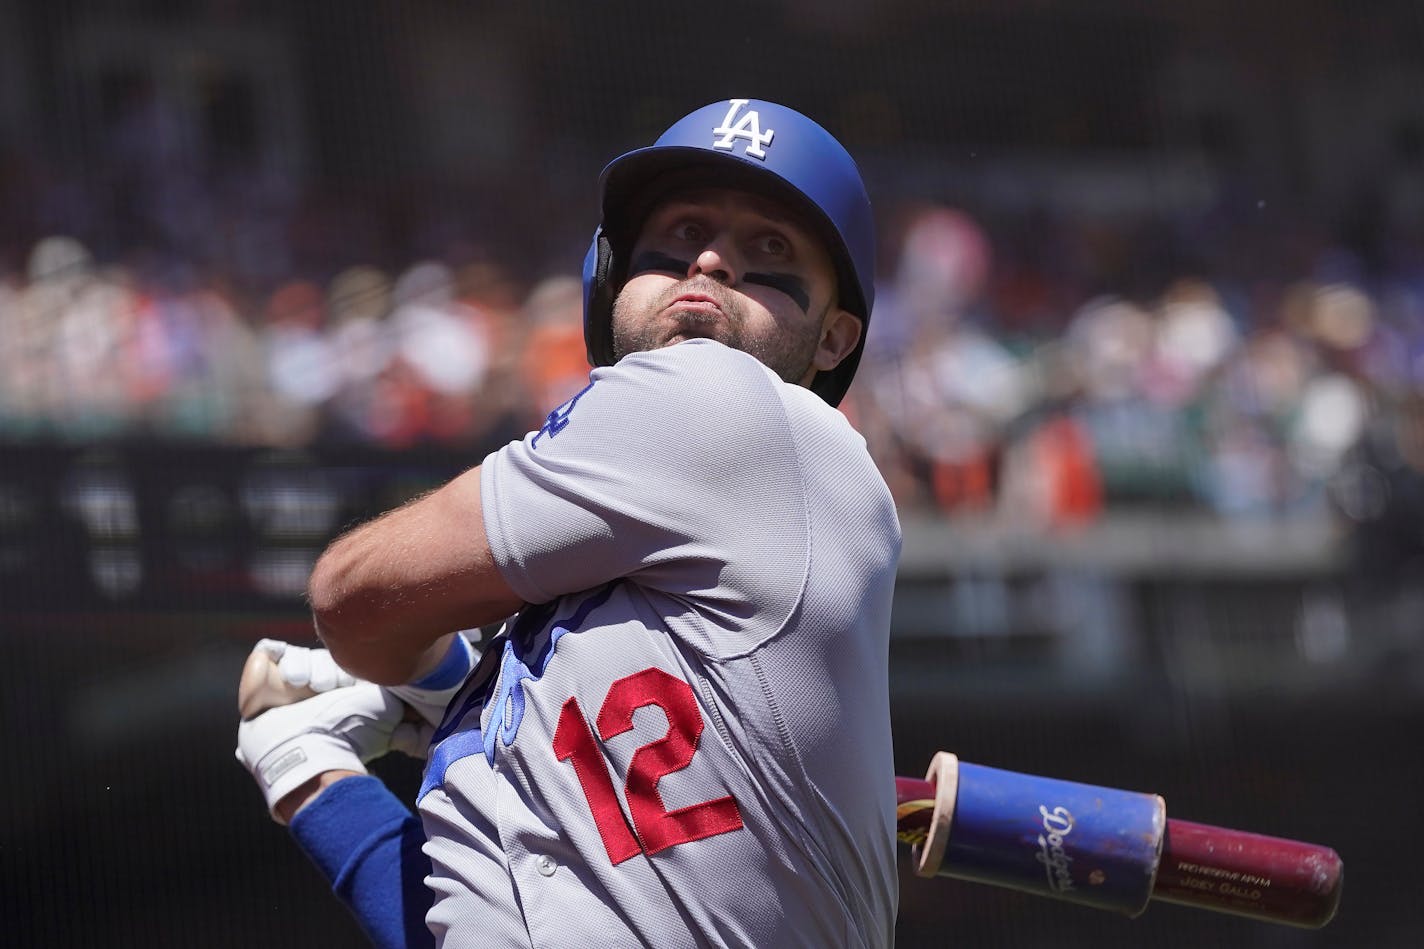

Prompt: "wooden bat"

[241,654,1343,928]
[895,754,1342,929]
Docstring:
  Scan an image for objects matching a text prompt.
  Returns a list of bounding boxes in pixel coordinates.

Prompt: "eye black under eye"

[629,251,690,275]
[744,271,810,313]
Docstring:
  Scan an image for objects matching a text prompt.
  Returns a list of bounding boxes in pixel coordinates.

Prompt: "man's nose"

[687,239,740,286]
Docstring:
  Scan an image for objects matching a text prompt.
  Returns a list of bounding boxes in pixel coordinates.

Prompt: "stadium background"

[2,0,1422,945]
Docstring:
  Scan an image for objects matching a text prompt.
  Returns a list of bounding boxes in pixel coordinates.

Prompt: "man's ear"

[812,309,863,373]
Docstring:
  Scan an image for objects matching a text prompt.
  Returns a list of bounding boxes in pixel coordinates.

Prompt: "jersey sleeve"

[480,340,812,658]
[288,775,435,949]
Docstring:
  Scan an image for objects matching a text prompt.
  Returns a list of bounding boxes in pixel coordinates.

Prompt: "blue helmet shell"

[582,98,875,407]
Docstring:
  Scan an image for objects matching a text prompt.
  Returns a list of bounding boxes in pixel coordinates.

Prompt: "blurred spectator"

[255,279,333,447]
[455,258,533,445]
[518,274,592,427]
[865,207,1029,512]
[369,261,491,447]
[1057,295,1184,508]
[324,264,395,441]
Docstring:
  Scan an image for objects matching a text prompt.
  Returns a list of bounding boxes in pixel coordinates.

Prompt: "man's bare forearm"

[309,467,522,684]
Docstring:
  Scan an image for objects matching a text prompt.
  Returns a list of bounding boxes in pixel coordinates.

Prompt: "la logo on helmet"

[712,99,775,160]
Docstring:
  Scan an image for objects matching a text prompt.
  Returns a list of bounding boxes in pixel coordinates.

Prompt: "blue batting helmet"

[582,98,875,407]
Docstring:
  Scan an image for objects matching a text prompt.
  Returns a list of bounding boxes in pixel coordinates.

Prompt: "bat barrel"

[1154,818,1343,928]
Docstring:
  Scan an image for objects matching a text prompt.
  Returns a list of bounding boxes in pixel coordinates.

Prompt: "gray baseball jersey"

[417,339,901,948]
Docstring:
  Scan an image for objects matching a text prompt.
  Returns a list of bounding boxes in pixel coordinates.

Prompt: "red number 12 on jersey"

[553,666,744,864]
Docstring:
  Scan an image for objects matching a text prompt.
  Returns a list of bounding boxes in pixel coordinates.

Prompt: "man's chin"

[612,326,736,360]
[665,330,722,346]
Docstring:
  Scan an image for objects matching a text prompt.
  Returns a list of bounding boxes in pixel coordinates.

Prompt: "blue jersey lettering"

[532,382,595,448]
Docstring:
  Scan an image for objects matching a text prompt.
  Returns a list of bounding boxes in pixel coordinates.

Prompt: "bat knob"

[237,649,315,720]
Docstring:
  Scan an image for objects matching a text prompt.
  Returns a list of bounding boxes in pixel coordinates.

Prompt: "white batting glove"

[235,683,430,824]
[239,634,477,728]
[255,637,359,692]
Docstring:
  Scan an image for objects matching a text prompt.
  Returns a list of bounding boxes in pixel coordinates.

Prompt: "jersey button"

[535,854,558,877]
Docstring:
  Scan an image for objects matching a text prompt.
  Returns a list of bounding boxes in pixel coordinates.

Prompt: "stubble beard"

[609,281,823,385]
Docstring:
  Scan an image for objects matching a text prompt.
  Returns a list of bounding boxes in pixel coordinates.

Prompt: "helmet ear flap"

[585,231,620,367]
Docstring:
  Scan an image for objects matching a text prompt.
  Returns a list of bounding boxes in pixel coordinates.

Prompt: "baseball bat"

[240,654,1343,927]
[895,755,1342,928]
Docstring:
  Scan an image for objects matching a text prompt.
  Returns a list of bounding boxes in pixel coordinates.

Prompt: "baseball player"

[237,98,901,948]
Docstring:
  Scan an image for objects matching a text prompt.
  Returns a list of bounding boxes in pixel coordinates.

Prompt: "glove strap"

[254,731,367,825]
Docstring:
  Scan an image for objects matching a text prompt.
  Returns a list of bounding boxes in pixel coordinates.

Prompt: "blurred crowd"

[854,206,1424,527]
[0,236,587,452]
[3,200,1424,527]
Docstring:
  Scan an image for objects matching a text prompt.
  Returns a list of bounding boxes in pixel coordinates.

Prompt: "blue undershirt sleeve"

[288,775,435,949]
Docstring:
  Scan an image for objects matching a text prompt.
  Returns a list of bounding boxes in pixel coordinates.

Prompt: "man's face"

[610,187,862,386]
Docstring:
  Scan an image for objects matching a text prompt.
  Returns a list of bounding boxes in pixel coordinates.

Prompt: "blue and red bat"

[894,753,1343,929]
[241,650,1343,928]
